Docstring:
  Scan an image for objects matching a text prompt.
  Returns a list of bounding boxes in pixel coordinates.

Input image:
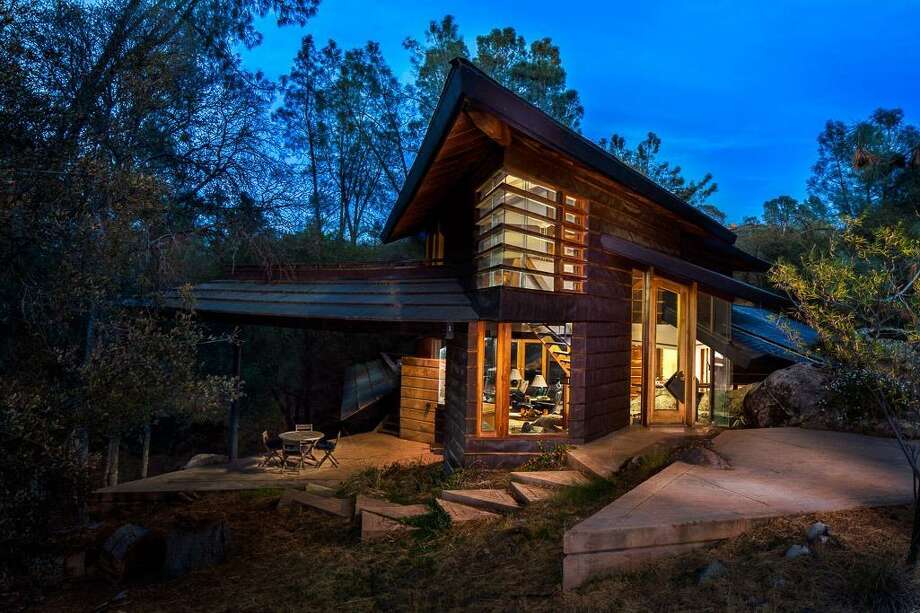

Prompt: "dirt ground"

[24,457,920,613]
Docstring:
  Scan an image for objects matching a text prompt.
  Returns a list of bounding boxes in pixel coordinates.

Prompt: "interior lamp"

[530,374,548,396]
[509,368,522,389]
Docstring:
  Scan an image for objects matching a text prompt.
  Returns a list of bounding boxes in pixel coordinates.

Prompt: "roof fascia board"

[600,233,789,308]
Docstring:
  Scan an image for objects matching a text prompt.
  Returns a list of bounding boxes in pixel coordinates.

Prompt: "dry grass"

[31,453,920,613]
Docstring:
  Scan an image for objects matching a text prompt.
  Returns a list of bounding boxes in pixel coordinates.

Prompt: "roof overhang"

[600,233,789,308]
[731,305,819,364]
[161,278,479,325]
[382,58,737,245]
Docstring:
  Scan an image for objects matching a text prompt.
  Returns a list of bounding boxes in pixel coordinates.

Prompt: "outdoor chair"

[314,431,341,468]
[257,431,283,468]
[281,441,304,472]
[295,423,313,431]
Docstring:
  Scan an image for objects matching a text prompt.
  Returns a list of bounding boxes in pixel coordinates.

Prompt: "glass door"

[647,277,690,425]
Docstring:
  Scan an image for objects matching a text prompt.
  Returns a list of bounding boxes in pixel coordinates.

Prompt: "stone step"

[509,481,554,505]
[435,498,500,524]
[440,489,521,513]
[305,483,337,497]
[354,495,429,521]
[509,470,590,490]
[361,511,417,541]
[278,490,353,518]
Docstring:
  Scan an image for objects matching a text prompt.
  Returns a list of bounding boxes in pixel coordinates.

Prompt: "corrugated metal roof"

[341,358,399,421]
[732,305,818,363]
[164,278,479,323]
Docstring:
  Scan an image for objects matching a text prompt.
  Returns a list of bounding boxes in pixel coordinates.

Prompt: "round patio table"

[279,430,324,445]
[279,430,324,469]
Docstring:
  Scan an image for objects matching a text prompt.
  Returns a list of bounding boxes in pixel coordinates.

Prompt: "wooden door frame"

[475,322,572,439]
[476,322,512,437]
[645,276,696,425]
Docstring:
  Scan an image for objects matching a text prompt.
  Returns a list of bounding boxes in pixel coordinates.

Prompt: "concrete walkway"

[567,425,714,479]
[564,428,913,590]
[96,432,440,496]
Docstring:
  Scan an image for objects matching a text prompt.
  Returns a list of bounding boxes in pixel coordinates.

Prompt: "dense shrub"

[0,387,89,574]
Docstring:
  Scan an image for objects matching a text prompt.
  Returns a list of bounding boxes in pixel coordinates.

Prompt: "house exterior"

[175,58,795,466]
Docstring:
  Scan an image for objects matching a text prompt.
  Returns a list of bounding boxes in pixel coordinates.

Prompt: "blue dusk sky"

[241,0,920,224]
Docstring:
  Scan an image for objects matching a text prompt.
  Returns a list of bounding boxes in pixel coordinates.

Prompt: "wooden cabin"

[175,59,799,466]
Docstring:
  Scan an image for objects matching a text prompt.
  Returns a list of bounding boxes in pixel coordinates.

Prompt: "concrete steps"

[440,489,521,513]
[509,481,554,505]
[361,511,417,541]
[510,470,589,489]
[435,498,500,523]
[354,495,428,521]
[566,425,714,479]
[278,489,354,517]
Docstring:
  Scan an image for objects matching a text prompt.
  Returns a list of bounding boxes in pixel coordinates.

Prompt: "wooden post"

[105,436,120,487]
[227,343,242,461]
[641,269,653,427]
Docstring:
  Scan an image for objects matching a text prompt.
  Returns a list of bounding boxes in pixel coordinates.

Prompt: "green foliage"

[337,460,510,506]
[735,195,836,282]
[842,554,918,612]
[739,107,918,282]
[338,460,449,505]
[770,220,920,421]
[405,15,584,130]
[810,108,920,226]
[82,309,242,436]
[519,442,572,471]
[275,35,416,243]
[0,385,89,571]
[0,0,318,567]
[600,131,723,221]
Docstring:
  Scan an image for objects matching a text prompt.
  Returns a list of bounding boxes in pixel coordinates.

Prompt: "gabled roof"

[382,57,737,244]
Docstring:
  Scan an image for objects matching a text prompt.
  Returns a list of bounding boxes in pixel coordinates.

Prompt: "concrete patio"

[567,425,714,478]
[96,432,441,496]
[564,427,914,590]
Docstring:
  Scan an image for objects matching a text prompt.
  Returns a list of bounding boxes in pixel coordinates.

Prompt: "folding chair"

[295,423,313,431]
[281,441,304,472]
[257,431,283,468]
[314,431,341,468]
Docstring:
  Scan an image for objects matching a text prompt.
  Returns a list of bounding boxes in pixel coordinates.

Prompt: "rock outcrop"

[742,363,830,428]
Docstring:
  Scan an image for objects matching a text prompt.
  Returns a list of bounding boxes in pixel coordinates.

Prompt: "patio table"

[279,430,324,470]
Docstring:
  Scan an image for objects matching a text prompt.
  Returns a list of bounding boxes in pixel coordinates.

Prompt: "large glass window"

[508,323,571,435]
[654,286,683,413]
[477,321,571,436]
[712,352,733,426]
[694,291,733,425]
[475,169,586,293]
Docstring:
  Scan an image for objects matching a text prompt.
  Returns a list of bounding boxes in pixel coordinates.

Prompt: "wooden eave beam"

[465,108,512,147]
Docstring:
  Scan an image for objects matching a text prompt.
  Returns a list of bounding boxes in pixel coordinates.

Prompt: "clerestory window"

[474,169,587,293]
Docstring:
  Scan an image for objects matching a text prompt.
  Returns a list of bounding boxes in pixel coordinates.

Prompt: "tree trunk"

[76,311,97,470]
[140,423,152,479]
[227,344,242,461]
[105,436,121,487]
